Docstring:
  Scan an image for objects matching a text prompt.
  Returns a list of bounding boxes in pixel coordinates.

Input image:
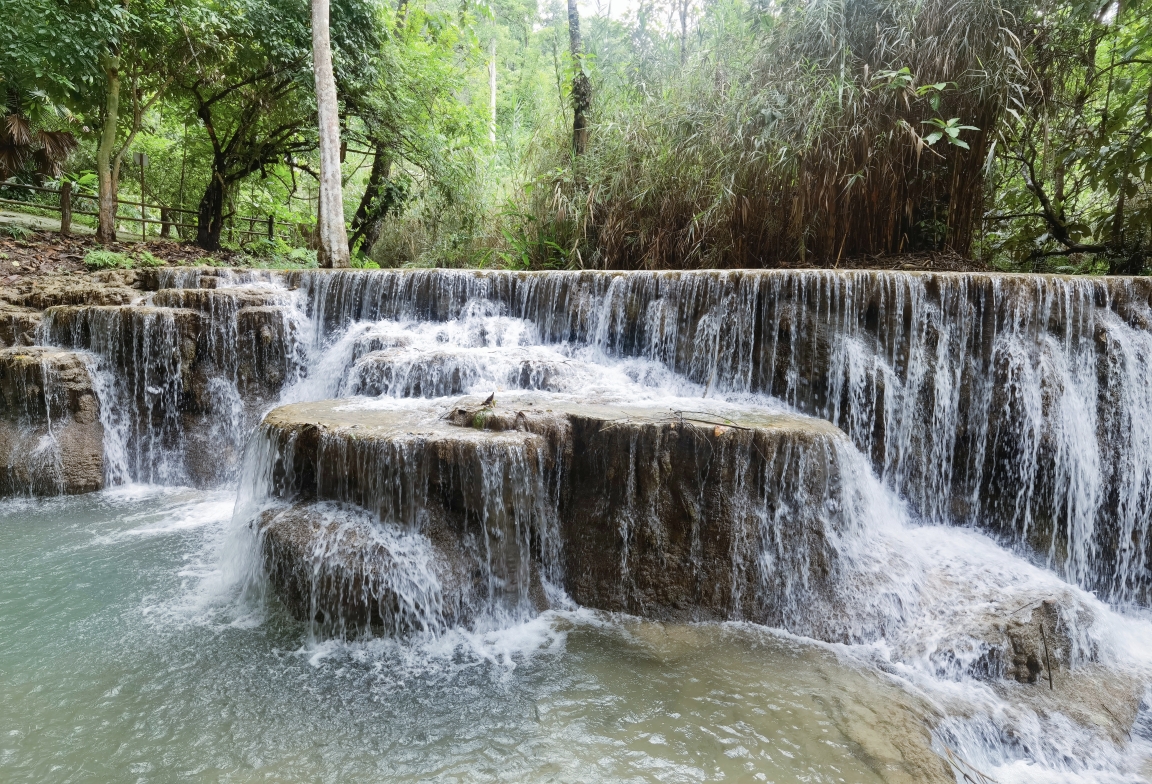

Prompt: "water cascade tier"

[247,395,882,638]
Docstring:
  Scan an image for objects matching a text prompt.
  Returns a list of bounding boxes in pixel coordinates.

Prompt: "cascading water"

[35,273,307,486]
[291,269,1152,605]
[4,266,1152,783]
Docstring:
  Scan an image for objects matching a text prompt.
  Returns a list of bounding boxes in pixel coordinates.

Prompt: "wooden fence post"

[59,181,72,236]
[268,214,274,240]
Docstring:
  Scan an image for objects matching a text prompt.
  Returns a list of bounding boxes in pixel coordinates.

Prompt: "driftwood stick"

[1039,622,1054,690]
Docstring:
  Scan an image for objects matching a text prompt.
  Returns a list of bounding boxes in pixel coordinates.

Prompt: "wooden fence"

[0,181,301,244]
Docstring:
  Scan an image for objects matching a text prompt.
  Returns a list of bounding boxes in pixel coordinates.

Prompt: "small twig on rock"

[1039,622,1054,690]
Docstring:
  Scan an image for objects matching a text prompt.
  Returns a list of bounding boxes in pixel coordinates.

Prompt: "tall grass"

[529,0,1028,269]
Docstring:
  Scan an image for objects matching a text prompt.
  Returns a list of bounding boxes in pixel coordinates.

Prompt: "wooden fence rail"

[0,181,300,244]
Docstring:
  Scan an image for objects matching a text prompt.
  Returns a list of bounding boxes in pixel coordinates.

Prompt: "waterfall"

[289,269,1152,604]
[19,266,1152,604]
[233,411,561,637]
[36,276,307,487]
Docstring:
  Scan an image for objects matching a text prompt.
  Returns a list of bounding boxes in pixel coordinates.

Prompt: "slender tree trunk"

[567,0,590,154]
[489,39,497,144]
[96,52,121,244]
[348,148,392,254]
[679,0,688,65]
[312,0,350,267]
[59,180,72,236]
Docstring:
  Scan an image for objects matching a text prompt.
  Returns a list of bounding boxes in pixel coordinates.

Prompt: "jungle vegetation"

[1,0,1149,272]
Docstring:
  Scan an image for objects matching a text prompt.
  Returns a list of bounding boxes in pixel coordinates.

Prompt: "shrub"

[0,224,33,240]
[84,249,132,270]
[284,247,317,267]
[135,250,164,268]
[351,251,380,269]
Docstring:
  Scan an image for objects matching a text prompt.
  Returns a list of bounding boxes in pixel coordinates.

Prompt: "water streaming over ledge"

[5,266,1152,782]
[282,268,1152,603]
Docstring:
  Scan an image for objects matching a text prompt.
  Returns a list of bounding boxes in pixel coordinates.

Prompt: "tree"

[178,0,313,251]
[1,0,131,239]
[92,1,193,244]
[311,0,349,267]
[567,0,590,154]
[340,0,481,257]
[990,0,1152,272]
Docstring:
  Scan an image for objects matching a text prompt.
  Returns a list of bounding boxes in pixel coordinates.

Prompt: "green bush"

[84,249,132,270]
[351,251,380,269]
[0,224,33,241]
[135,250,164,268]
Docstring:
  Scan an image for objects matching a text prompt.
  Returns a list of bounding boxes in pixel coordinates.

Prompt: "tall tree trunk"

[96,52,121,245]
[312,0,350,268]
[567,0,590,154]
[197,164,226,251]
[348,148,392,254]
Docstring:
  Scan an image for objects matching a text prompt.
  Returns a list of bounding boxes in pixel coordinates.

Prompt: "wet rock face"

[251,396,882,639]
[0,347,103,495]
[0,304,41,347]
[0,269,307,493]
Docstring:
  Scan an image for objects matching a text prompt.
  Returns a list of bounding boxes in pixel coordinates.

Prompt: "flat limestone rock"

[253,394,878,641]
[0,272,142,310]
[0,346,103,495]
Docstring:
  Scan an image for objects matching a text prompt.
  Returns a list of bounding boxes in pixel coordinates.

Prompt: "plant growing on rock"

[83,249,132,270]
[135,250,164,268]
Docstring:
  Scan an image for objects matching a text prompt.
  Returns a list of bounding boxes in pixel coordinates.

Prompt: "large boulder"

[0,346,103,495]
[258,503,483,637]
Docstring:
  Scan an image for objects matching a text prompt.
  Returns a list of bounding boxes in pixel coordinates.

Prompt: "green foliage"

[0,224,33,240]
[0,0,128,98]
[986,0,1152,272]
[135,250,164,268]
[84,249,132,270]
[511,0,1020,269]
[921,118,980,150]
[350,251,379,269]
